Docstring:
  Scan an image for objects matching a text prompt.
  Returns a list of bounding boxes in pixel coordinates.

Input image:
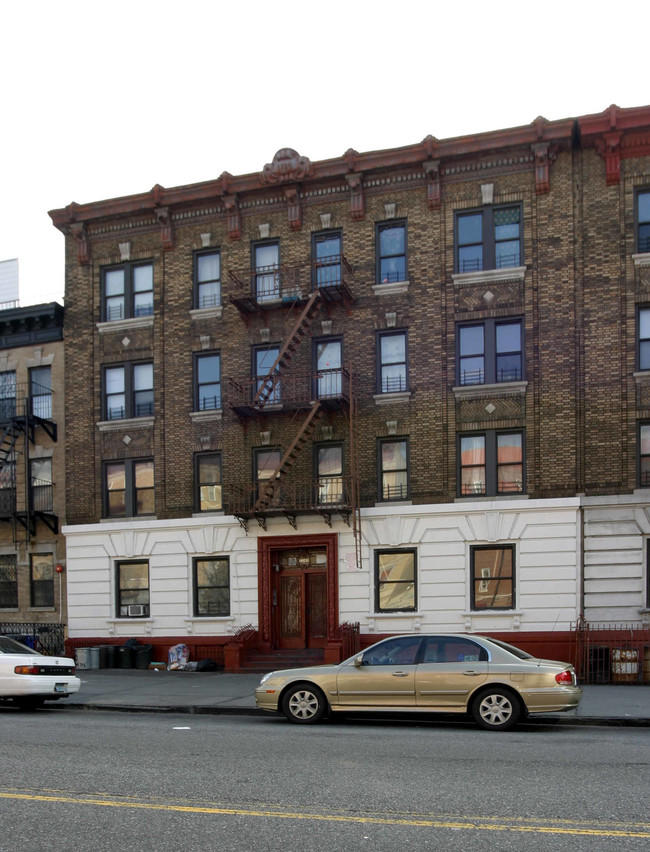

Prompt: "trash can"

[102,645,118,669]
[116,645,134,669]
[134,644,153,670]
[88,647,100,669]
[75,648,91,670]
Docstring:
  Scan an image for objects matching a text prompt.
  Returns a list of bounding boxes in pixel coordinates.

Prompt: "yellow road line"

[0,791,648,838]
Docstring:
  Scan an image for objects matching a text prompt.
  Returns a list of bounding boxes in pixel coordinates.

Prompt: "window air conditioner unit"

[127,604,149,617]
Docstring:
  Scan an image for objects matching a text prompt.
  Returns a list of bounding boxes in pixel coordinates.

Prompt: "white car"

[0,635,81,710]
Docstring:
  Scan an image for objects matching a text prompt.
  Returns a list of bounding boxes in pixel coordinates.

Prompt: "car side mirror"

[353,654,364,667]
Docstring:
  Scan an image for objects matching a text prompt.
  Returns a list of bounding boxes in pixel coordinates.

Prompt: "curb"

[60,702,650,726]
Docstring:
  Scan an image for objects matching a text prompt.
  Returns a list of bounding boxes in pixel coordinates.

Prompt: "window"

[193,557,230,617]
[102,261,153,322]
[471,544,515,610]
[0,454,15,514]
[254,345,280,404]
[254,241,280,302]
[0,554,17,608]
[30,458,52,512]
[639,190,650,254]
[30,554,54,608]
[195,453,222,512]
[315,338,342,397]
[458,319,523,385]
[195,353,221,411]
[421,636,488,663]
[377,221,406,284]
[459,431,524,496]
[0,371,16,420]
[638,307,650,371]
[456,206,521,273]
[30,366,52,419]
[117,560,149,617]
[104,362,153,420]
[104,459,154,517]
[316,444,343,505]
[194,250,221,309]
[379,439,409,501]
[377,330,407,393]
[256,448,281,483]
[313,231,342,287]
[375,549,416,612]
[639,424,650,487]
[363,635,422,664]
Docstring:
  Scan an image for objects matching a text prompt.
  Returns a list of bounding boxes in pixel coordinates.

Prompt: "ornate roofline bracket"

[595,131,623,185]
[69,222,90,265]
[284,186,302,230]
[223,194,241,241]
[423,159,441,209]
[532,142,551,194]
[154,206,174,251]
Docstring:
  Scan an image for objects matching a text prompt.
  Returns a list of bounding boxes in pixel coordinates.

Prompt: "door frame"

[257,533,339,652]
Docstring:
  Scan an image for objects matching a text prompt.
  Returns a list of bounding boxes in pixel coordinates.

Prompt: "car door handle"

[462,670,482,676]
[391,671,409,677]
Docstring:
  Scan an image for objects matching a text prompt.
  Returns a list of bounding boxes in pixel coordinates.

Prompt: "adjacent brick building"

[0,302,66,644]
[50,104,650,670]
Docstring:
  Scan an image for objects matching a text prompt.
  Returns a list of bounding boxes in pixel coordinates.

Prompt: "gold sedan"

[255,634,582,731]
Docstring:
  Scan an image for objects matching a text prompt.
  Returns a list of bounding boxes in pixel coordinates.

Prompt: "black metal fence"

[0,622,65,656]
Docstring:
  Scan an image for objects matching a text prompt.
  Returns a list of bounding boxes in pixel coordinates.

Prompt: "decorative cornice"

[260,149,313,184]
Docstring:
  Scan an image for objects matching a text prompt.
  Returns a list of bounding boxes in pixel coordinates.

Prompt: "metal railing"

[0,622,65,656]
[229,368,350,412]
[229,255,354,302]
[571,618,650,684]
[228,476,353,517]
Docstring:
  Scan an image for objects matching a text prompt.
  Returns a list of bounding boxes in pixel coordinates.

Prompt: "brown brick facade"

[51,106,650,526]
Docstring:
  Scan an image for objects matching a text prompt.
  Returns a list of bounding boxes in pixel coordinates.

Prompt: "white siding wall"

[582,495,650,624]
[64,497,584,639]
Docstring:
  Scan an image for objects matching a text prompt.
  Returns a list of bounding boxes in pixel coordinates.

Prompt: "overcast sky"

[2,0,648,307]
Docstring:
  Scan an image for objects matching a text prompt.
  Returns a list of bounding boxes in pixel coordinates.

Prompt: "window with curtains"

[104,362,153,420]
[194,250,221,309]
[195,453,222,512]
[377,330,408,393]
[104,459,154,517]
[379,438,409,501]
[102,262,153,322]
[316,444,343,505]
[193,557,230,617]
[254,241,280,302]
[459,431,524,496]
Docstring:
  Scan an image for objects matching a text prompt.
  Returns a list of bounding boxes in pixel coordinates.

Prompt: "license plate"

[54,683,67,693]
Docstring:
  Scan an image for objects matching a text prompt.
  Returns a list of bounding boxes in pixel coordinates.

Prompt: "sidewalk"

[59,669,650,726]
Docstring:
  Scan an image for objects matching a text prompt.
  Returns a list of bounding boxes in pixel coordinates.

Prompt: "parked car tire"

[471,687,521,731]
[281,683,327,724]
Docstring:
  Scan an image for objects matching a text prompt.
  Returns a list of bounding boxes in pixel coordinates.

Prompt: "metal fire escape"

[0,384,58,542]
[227,258,362,570]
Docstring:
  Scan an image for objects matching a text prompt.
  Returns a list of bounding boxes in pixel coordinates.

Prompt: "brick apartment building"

[0,303,66,645]
[49,104,650,670]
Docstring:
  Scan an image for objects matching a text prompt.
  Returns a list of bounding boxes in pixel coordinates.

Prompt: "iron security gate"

[572,618,650,684]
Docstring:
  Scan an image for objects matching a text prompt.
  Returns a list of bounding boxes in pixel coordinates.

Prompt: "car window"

[487,637,534,660]
[421,637,488,663]
[362,636,422,665]
[0,636,41,654]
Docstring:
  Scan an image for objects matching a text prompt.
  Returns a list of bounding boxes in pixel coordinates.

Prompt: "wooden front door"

[274,548,328,649]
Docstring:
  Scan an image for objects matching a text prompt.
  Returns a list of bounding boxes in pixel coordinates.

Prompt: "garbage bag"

[168,643,190,670]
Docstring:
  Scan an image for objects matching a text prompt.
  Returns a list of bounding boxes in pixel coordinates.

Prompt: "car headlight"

[259,672,274,685]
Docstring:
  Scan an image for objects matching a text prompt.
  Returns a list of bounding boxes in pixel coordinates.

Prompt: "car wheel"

[15,697,45,711]
[281,683,327,724]
[471,687,521,731]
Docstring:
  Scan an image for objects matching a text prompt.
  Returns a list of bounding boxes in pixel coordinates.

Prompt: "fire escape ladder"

[253,401,324,513]
[0,423,19,471]
[252,290,322,409]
